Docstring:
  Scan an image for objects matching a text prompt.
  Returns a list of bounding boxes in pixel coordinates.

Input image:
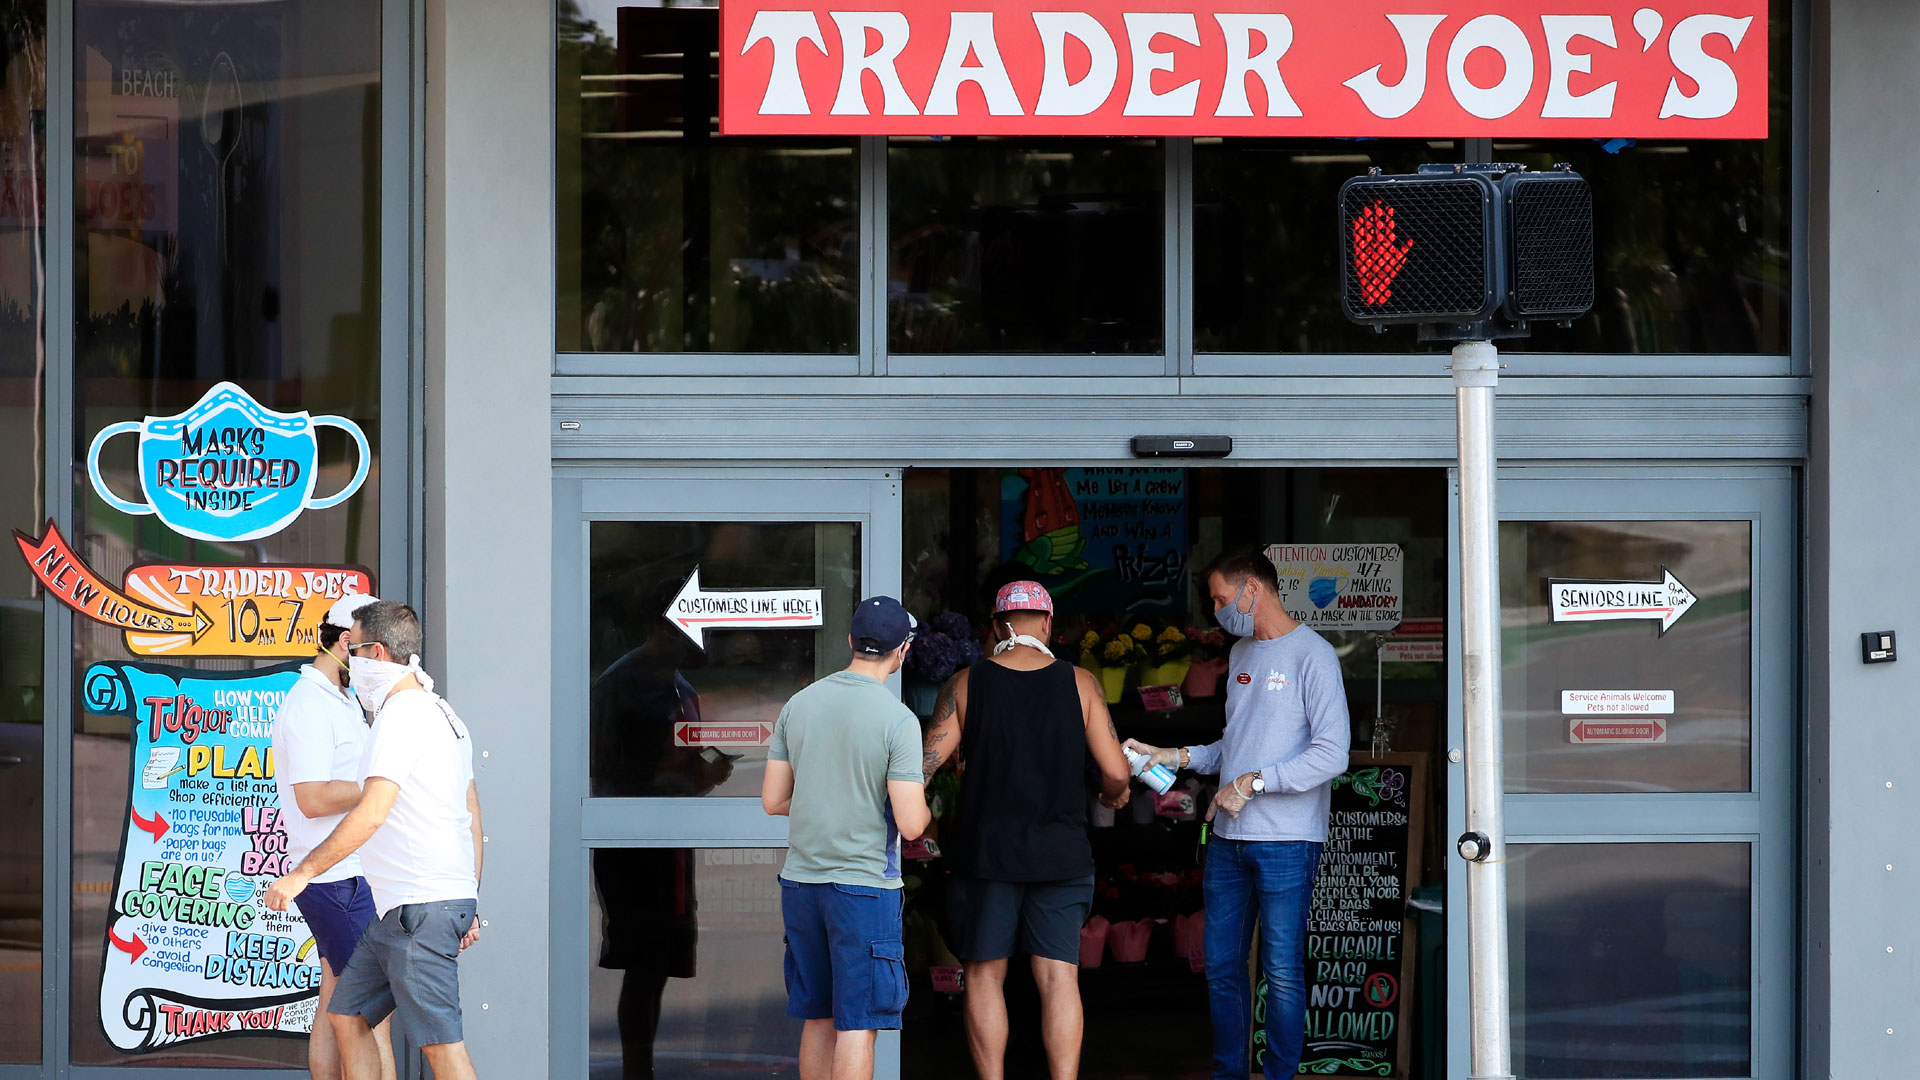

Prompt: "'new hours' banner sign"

[720,2,1766,138]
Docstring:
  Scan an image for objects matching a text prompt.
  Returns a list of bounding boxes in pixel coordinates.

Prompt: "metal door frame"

[1445,465,1798,1080]
[548,468,904,1080]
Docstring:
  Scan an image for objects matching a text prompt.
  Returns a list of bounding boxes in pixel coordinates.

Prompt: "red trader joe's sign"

[719,1,1766,138]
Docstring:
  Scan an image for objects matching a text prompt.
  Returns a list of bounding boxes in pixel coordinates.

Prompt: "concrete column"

[423,0,552,1072]
[1810,1,1920,1076]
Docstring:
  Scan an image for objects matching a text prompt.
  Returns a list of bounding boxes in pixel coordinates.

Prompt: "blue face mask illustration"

[86,382,370,543]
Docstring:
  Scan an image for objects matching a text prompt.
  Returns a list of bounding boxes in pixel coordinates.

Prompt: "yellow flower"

[1103,639,1132,663]
[1130,623,1153,642]
[1157,626,1185,643]
[1080,631,1101,649]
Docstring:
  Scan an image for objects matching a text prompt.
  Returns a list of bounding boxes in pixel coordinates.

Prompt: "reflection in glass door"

[552,472,903,1080]
[1448,469,1795,1080]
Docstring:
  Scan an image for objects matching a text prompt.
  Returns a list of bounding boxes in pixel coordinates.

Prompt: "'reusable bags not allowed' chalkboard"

[1253,752,1427,1079]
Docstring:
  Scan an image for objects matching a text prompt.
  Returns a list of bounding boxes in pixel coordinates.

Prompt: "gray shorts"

[946,876,1094,965]
[328,898,476,1048]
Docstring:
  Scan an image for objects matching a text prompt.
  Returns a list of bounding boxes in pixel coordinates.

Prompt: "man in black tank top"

[921,581,1133,1080]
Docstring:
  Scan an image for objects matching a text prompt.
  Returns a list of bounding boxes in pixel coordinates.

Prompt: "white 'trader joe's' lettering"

[1213,13,1301,118]
[1541,14,1617,118]
[1660,13,1752,119]
[1344,13,1445,119]
[829,10,918,115]
[1446,14,1534,120]
[925,12,1023,115]
[743,11,825,115]
[1122,12,1201,116]
[1033,12,1118,116]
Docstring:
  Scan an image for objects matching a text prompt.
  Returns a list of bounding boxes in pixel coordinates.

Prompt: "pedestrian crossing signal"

[1340,165,1593,336]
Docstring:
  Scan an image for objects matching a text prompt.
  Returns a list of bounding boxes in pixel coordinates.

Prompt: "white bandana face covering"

[993,632,1054,657]
[348,653,434,713]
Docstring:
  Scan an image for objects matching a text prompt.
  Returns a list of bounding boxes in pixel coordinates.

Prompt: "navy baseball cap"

[851,596,917,656]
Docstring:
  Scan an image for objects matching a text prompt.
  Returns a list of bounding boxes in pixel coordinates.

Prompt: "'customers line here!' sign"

[720,1,1767,138]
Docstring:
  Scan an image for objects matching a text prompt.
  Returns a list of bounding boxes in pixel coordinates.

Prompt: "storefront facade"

[0,0,1914,1076]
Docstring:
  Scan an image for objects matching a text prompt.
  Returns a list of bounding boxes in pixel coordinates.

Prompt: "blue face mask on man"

[1216,580,1258,637]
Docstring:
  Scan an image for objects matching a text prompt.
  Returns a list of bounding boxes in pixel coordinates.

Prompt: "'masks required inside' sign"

[720,1,1767,138]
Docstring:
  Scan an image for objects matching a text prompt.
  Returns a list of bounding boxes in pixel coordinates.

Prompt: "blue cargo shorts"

[328,898,476,1047]
[293,877,378,978]
[779,878,907,1031]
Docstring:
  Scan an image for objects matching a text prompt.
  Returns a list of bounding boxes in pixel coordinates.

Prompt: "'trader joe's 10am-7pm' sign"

[719,2,1766,138]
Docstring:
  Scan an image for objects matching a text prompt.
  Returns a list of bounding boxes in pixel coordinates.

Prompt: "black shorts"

[946,876,1095,965]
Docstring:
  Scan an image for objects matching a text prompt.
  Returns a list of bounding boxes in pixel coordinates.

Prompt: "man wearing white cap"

[269,592,396,1080]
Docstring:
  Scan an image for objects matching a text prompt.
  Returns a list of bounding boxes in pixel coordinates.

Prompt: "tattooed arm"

[921,669,968,783]
[1078,667,1132,808]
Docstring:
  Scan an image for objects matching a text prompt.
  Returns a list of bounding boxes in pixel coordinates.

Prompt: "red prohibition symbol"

[1364,972,1398,1009]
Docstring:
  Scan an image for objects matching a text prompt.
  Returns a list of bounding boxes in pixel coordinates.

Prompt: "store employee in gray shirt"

[1127,548,1351,1080]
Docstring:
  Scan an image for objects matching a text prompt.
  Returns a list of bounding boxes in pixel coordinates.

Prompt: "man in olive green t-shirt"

[762,596,931,1080]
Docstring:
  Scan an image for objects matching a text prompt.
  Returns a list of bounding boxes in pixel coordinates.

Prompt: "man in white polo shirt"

[270,592,395,1080]
[264,600,484,1080]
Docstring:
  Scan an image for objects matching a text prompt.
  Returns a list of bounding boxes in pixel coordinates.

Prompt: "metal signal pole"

[1450,339,1514,1080]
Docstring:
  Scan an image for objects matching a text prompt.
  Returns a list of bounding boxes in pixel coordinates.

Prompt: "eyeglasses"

[347,641,384,655]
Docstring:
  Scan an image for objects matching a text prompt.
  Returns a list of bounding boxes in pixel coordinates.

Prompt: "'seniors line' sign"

[1547,568,1698,634]
[720,2,1767,138]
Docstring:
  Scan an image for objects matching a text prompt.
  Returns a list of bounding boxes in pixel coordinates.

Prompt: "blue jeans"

[1202,838,1323,1080]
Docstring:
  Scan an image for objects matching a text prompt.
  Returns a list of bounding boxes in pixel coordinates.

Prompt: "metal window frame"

[547,468,904,1080]
[1444,466,1799,1080]
[551,0,1807,381]
[33,0,423,1071]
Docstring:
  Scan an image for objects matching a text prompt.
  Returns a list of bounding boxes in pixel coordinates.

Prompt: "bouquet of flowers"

[1182,626,1232,698]
[1138,624,1193,688]
[1078,626,1141,704]
[1187,627,1228,661]
[903,611,982,715]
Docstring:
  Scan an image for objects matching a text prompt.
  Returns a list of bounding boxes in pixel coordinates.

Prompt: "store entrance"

[895,467,1450,1080]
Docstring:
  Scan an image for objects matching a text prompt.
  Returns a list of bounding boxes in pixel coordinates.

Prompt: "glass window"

[0,0,44,1063]
[1509,843,1751,1078]
[72,0,382,1065]
[1499,521,1752,794]
[888,137,1163,354]
[589,847,797,1077]
[557,1,859,354]
[1196,0,1787,356]
[1496,0,1790,355]
[589,521,861,799]
[1193,139,1457,354]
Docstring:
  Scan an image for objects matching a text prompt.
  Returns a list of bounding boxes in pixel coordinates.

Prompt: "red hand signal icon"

[1352,202,1413,307]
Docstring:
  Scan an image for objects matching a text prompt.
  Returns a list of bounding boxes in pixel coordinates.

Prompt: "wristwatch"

[1249,774,1267,795]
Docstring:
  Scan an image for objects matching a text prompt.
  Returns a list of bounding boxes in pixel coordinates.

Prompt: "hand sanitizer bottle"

[1123,748,1178,795]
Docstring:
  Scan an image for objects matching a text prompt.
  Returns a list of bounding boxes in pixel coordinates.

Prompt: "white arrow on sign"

[1547,567,1698,634]
[666,567,824,649]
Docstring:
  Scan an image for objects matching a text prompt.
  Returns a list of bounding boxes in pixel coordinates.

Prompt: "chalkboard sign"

[1254,752,1426,1078]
